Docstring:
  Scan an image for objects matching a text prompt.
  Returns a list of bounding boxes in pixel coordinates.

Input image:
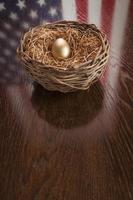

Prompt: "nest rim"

[17,20,110,92]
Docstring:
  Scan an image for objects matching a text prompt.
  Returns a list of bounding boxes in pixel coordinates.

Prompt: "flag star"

[16,0,26,10]
[10,12,18,21]
[4,22,12,30]
[29,10,38,19]
[22,21,30,29]
[37,0,46,7]
[9,39,17,48]
[4,49,11,56]
[0,2,5,12]
[49,7,57,17]
[0,31,6,39]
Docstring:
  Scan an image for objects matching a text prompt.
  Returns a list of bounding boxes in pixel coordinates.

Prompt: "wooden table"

[0,0,132,199]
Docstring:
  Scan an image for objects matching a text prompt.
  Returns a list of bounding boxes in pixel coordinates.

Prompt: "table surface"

[0,0,133,199]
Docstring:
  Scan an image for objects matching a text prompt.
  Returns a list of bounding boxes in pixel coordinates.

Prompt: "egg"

[52,38,71,59]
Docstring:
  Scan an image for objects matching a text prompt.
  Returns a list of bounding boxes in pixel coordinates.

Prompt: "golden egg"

[52,38,71,59]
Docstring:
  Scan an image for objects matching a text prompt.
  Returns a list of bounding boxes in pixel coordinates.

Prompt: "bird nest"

[17,21,109,93]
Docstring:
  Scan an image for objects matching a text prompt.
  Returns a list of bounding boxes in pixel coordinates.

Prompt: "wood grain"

[0,1,133,200]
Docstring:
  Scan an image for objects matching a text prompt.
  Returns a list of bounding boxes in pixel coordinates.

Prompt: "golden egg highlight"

[52,38,71,59]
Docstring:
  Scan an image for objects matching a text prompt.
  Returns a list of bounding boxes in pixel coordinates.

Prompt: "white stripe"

[88,0,102,28]
[111,0,130,53]
[109,0,130,88]
[62,0,76,20]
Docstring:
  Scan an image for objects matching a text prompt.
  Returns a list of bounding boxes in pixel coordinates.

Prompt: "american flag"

[0,0,131,85]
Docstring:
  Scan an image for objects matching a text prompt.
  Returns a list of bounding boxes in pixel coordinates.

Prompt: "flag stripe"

[108,0,130,88]
[101,0,115,83]
[121,0,133,74]
[76,0,88,22]
[61,0,77,20]
[88,0,102,28]
[111,0,130,53]
[102,0,115,40]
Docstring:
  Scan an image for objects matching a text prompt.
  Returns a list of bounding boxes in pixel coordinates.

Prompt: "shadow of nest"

[31,81,104,129]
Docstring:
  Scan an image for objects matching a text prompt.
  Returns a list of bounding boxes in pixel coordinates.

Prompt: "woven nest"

[17,21,109,93]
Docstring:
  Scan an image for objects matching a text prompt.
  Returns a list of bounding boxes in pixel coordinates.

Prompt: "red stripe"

[101,0,115,40]
[76,0,88,22]
[119,2,132,75]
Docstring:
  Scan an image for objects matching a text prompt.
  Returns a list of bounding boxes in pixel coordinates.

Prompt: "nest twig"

[17,21,109,93]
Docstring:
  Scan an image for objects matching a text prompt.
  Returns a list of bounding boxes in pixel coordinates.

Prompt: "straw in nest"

[17,21,109,93]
